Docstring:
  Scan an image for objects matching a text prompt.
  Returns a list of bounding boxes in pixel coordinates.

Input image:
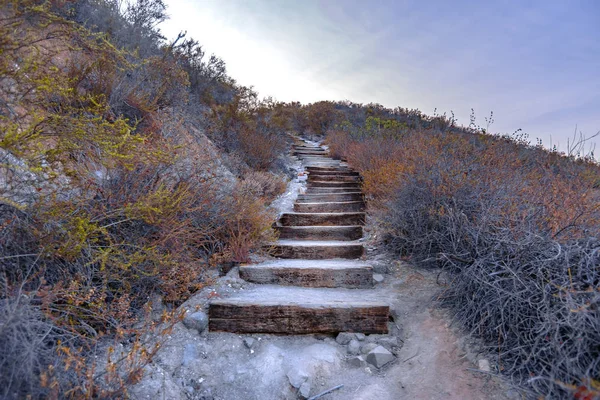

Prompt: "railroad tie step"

[297,193,364,203]
[278,212,365,226]
[239,260,373,288]
[307,174,361,182]
[268,240,365,259]
[307,180,361,189]
[209,286,389,334]
[293,201,365,213]
[275,225,363,240]
[304,187,361,194]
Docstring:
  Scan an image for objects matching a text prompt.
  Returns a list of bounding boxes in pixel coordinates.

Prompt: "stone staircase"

[208,140,390,334]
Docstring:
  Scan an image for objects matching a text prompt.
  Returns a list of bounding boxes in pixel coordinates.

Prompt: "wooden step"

[209,286,389,334]
[293,145,323,150]
[279,212,365,226]
[307,170,359,177]
[308,175,361,182]
[294,201,365,213]
[268,240,365,259]
[304,187,360,194]
[305,166,350,172]
[294,150,328,155]
[308,180,361,188]
[304,162,343,166]
[275,225,363,240]
[239,260,373,288]
[297,193,364,202]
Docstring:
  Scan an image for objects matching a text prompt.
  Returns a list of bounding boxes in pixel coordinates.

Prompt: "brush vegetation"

[1,1,599,399]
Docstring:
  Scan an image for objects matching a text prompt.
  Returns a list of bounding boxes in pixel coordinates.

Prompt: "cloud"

[161,0,600,152]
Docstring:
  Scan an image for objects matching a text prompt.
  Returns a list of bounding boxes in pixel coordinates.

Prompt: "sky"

[161,0,600,155]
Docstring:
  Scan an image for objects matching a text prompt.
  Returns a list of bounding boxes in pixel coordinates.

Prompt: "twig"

[466,368,497,376]
[307,384,344,400]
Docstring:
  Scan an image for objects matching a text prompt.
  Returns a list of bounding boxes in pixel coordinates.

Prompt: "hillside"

[1,1,599,399]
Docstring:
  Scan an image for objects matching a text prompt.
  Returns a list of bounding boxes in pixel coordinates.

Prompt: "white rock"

[373,274,384,283]
[335,332,354,345]
[287,368,309,389]
[182,311,208,333]
[299,381,311,399]
[243,337,256,349]
[347,355,366,367]
[347,339,361,355]
[478,359,491,372]
[366,346,395,368]
[360,342,379,355]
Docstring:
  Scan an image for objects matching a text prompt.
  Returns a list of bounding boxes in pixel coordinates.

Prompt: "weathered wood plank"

[307,181,361,189]
[239,263,373,288]
[279,212,365,226]
[293,201,365,213]
[268,241,365,259]
[209,303,389,334]
[307,174,361,182]
[275,225,363,240]
[297,193,364,203]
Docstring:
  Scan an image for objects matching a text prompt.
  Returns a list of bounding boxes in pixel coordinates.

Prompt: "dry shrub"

[241,170,286,202]
[220,180,278,263]
[328,122,600,398]
[0,4,280,397]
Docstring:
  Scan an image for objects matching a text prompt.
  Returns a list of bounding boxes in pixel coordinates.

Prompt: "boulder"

[182,311,209,333]
[366,346,395,368]
[347,339,361,355]
[243,337,256,349]
[347,355,366,368]
[360,342,379,355]
[335,332,354,345]
[299,381,311,399]
[287,368,309,389]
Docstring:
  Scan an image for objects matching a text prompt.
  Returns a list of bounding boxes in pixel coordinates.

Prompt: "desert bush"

[327,110,600,398]
[0,2,285,397]
[241,170,287,202]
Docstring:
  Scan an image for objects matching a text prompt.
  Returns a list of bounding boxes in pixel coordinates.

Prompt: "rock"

[348,355,366,367]
[183,311,209,333]
[287,368,309,389]
[355,333,366,341]
[299,381,311,399]
[347,339,361,355]
[243,337,256,349]
[366,346,395,369]
[360,342,379,355]
[478,359,491,372]
[376,336,400,350]
[373,274,384,283]
[335,332,354,345]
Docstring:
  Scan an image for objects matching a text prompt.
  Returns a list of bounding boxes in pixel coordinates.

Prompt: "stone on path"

[336,332,355,345]
[366,345,395,368]
[182,311,208,333]
[347,339,361,355]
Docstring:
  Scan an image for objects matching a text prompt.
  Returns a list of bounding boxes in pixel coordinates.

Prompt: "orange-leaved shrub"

[327,109,600,398]
[0,2,281,398]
